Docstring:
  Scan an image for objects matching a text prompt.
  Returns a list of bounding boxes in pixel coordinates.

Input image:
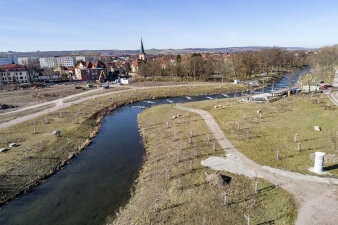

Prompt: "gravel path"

[175,105,338,225]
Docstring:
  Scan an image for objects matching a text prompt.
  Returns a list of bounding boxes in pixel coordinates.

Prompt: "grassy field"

[0,82,267,206]
[111,105,296,225]
[0,103,55,124]
[184,93,338,176]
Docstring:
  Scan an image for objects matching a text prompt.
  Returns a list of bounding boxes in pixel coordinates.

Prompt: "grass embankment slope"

[298,66,335,85]
[0,83,262,206]
[111,105,296,225]
[185,93,338,176]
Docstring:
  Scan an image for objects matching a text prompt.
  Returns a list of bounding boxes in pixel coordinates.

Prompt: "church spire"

[139,38,146,61]
[140,38,145,55]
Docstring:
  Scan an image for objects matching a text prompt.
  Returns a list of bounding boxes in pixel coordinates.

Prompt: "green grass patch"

[184,93,338,176]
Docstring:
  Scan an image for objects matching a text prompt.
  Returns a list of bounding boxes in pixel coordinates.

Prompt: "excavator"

[96,70,107,83]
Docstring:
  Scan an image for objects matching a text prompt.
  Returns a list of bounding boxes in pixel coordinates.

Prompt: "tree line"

[137,48,310,82]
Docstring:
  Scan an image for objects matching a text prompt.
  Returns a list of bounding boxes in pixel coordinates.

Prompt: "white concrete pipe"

[309,152,326,174]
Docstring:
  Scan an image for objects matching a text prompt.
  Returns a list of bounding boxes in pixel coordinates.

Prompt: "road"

[328,69,338,106]
[176,105,338,225]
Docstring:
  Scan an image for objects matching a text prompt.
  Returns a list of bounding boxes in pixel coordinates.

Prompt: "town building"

[74,61,106,82]
[39,55,85,68]
[0,64,30,85]
[0,57,18,66]
[17,57,38,65]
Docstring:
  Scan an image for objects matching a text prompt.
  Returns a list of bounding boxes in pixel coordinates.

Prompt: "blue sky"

[0,0,337,51]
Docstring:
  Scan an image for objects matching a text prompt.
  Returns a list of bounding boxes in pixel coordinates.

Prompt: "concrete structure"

[302,85,320,92]
[309,152,326,174]
[18,57,38,65]
[40,56,85,68]
[0,57,18,66]
[0,64,30,85]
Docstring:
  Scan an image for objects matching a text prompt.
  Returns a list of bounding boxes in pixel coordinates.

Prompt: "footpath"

[175,105,338,225]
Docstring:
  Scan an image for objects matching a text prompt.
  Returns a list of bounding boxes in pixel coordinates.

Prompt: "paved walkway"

[175,105,338,225]
[328,69,338,106]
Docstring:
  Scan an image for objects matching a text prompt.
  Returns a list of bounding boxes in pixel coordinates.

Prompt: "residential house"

[74,61,106,82]
[0,64,30,85]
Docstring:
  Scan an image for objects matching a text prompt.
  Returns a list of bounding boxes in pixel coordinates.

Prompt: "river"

[0,69,308,225]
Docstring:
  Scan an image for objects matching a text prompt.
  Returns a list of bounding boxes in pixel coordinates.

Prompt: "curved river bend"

[0,69,307,225]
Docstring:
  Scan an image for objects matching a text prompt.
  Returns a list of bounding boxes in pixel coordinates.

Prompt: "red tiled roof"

[0,64,27,72]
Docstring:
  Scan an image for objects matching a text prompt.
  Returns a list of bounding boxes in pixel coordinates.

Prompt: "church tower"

[138,38,146,61]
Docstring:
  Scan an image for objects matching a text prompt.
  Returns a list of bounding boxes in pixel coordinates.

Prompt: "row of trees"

[137,48,310,82]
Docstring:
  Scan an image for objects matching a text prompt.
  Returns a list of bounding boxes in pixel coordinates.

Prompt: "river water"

[0,69,308,225]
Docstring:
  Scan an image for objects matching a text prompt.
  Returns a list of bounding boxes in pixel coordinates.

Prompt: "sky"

[0,0,337,52]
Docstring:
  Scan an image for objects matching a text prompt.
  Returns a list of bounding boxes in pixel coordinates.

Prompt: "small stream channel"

[0,69,308,225]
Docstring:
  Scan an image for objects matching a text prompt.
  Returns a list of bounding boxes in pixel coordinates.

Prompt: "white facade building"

[18,57,38,65]
[39,56,85,68]
[0,57,18,66]
[0,64,30,85]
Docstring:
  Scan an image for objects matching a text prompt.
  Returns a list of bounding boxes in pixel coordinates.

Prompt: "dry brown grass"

[110,105,296,225]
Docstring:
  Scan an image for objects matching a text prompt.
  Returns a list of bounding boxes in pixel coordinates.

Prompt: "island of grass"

[183,93,338,176]
[111,105,296,224]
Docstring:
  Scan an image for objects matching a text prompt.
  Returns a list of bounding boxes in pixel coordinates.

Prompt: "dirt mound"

[205,172,230,188]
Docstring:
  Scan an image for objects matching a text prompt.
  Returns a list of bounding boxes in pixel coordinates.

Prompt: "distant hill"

[1,46,315,57]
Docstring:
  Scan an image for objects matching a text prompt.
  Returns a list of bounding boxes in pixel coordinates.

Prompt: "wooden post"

[276,149,280,160]
[254,180,258,193]
[154,198,159,212]
[297,142,301,152]
[245,214,251,225]
[193,147,198,158]
[166,167,171,181]
[223,192,227,206]
[177,177,182,190]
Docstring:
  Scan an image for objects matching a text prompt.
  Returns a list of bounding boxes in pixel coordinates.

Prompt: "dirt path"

[175,105,338,225]
[0,83,228,129]
[328,69,338,106]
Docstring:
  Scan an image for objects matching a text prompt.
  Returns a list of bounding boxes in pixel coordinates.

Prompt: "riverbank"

[111,105,296,224]
[183,93,338,176]
[0,80,276,207]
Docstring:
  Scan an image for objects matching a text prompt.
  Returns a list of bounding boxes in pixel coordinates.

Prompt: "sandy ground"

[0,83,90,112]
[175,105,338,225]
